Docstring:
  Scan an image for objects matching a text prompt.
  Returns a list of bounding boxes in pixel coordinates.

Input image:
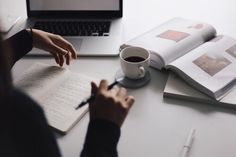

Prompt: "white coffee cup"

[120,47,150,79]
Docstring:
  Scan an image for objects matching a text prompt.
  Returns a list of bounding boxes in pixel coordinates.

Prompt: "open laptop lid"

[26,0,122,18]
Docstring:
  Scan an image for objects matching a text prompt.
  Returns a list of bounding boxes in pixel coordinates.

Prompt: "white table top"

[3,0,236,157]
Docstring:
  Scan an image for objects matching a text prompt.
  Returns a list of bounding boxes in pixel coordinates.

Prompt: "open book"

[120,17,236,100]
[14,63,94,134]
[164,72,236,109]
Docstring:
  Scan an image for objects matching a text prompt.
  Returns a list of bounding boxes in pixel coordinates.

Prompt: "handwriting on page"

[40,72,92,130]
[15,63,94,132]
[15,64,68,100]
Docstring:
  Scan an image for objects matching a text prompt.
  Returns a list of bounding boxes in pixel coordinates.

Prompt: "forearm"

[81,119,120,157]
[4,29,33,66]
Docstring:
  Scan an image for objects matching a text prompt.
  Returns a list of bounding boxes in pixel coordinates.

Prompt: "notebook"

[14,63,95,134]
[23,0,123,56]
[163,72,236,108]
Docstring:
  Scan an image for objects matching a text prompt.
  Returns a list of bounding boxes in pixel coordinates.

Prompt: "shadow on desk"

[148,68,169,92]
[164,97,236,115]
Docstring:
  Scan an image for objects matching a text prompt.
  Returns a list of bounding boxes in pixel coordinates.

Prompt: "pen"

[74,80,119,110]
[180,129,196,157]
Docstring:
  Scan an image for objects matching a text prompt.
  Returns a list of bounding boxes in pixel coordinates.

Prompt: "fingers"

[65,52,71,65]
[66,43,77,59]
[97,80,134,109]
[90,79,135,127]
[52,53,60,65]
[58,54,64,67]
[53,35,77,59]
[91,81,98,94]
[50,44,67,67]
[49,35,77,66]
[98,80,108,92]
[31,29,76,66]
[50,46,71,66]
[126,96,135,108]
[110,86,119,96]
[116,87,134,109]
[51,43,68,56]
[52,52,71,67]
[116,87,127,96]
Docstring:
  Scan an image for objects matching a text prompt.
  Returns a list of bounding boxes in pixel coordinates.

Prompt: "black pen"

[75,81,119,110]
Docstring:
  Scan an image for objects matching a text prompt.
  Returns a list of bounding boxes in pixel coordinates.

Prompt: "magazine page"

[166,35,236,100]
[121,17,216,69]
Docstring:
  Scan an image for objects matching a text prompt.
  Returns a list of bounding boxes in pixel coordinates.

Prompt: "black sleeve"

[4,29,33,67]
[0,89,61,157]
[81,119,121,157]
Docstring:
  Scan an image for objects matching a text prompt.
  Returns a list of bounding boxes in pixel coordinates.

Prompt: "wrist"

[84,119,120,148]
[26,28,34,47]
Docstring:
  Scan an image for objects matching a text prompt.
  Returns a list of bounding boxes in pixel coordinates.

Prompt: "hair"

[0,32,13,98]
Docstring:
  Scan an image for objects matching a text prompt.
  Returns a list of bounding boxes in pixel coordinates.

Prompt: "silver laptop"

[25,0,123,56]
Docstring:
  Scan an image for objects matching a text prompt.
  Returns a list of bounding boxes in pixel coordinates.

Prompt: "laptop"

[24,0,123,56]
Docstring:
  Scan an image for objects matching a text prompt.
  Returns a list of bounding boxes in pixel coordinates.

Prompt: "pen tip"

[75,102,84,110]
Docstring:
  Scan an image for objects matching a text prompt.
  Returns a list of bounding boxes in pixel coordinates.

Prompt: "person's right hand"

[89,80,135,127]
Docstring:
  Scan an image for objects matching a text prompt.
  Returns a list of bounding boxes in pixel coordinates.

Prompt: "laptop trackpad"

[64,37,82,52]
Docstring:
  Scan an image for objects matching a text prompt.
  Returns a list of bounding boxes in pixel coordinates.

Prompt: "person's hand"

[89,80,135,127]
[26,29,77,66]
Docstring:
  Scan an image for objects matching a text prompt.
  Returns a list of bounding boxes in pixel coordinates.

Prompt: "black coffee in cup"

[124,56,145,62]
[120,47,150,79]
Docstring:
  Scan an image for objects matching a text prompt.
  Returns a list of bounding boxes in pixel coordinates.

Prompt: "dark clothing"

[3,29,33,67]
[0,89,61,157]
[0,30,120,157]
[81,120,120,157]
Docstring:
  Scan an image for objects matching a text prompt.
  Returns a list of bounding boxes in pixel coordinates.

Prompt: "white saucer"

[115,69,151,89]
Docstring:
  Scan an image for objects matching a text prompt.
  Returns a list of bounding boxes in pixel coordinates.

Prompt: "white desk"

[3,0,236,156]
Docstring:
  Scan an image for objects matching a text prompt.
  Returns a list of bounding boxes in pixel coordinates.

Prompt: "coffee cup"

[120,47,150,79]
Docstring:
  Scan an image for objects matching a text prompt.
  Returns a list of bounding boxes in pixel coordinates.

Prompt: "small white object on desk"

[180,129,196,157]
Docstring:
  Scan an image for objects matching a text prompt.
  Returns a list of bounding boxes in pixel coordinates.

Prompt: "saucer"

[115,69,151,89]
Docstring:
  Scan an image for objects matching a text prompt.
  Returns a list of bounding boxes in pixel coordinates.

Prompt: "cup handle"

[138,66,146,78]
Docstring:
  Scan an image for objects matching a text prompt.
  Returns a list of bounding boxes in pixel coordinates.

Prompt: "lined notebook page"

[40,72,92,133]
[14,63,68,101]
[14,63,93,134]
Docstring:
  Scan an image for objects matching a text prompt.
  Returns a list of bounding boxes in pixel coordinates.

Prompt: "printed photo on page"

[167,35,236,99]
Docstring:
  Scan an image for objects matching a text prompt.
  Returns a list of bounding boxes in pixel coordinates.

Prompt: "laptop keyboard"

[33,21,111,36]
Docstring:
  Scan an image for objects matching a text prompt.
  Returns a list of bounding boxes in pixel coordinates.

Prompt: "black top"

[0,30,120,157]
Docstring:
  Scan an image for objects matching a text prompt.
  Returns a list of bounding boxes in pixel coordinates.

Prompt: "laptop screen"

[27,0,122,18]
[29,0,120,11]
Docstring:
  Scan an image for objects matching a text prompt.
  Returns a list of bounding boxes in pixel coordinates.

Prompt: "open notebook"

[14,63,94,134]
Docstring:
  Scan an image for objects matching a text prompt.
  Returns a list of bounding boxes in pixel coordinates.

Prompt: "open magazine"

[120,17,236,100]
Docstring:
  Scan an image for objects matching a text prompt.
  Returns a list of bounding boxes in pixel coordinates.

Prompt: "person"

[0,28,135,157]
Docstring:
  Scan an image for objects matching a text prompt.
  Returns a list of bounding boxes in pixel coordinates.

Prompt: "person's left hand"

[26,29,77,66]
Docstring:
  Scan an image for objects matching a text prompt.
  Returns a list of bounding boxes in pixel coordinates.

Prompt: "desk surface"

[3,0,236,157]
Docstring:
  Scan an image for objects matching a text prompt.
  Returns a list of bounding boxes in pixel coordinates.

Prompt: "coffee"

[124,56,145,62]
[120,47,150,79]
